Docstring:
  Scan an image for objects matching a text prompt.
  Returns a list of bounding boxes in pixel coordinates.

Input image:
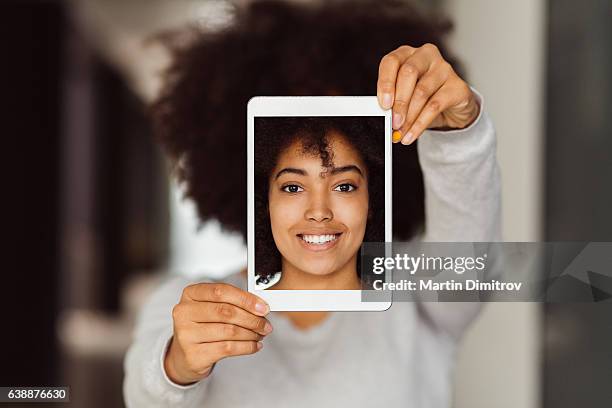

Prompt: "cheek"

[269,194,304,234]
[334,194,369,233]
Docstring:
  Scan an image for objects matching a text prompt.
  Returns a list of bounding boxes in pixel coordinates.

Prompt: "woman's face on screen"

[268,132,369,278]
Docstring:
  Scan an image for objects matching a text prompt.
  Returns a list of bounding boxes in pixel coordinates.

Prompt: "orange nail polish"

[392,131,402,143]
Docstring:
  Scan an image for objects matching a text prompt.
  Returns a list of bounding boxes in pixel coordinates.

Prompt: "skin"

[165,43,480,385]
[268,132,369,291]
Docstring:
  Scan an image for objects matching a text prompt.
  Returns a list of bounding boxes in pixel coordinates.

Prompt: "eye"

[334,183,357,192]
[282,184,303,193]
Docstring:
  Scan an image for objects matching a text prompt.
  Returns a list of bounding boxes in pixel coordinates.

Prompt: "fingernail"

[255,302,269,315]
[382,93,393,109]
[392,113,404,129]
[256,341,263,350]
[263,322,273,334]
[392,130,403,143]
[401,132,414,145]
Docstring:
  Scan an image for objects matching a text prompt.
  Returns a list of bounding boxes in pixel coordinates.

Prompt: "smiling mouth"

[296,233,342,251]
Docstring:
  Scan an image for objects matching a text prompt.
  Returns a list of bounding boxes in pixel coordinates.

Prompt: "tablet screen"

[254,116,385,291]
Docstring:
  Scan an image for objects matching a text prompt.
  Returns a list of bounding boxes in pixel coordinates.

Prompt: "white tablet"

[247,96,392,311]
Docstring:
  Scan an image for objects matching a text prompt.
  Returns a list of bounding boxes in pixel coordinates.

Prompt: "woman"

[124,1,500,407]
[254,116,385,290]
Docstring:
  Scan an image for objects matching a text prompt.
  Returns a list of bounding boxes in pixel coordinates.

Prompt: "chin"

[302,266,337,276]
[292,259,339,276]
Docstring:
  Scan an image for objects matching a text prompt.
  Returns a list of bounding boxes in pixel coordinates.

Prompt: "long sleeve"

[123,275,209,407]
[415,89,502,340]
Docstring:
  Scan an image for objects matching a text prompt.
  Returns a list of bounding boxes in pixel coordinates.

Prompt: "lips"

[296,232,342,252]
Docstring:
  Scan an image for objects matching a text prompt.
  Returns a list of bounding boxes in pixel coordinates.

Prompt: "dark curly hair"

[255,116,385,279]
[152,0,463,269]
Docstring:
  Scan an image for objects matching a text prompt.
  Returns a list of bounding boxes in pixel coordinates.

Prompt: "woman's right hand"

[164,283,272,385]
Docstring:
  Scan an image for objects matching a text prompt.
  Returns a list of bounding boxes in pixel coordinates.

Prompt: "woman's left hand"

[377,43,480,145]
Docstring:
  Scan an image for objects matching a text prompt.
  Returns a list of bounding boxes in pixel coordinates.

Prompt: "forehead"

[275,131,364,168]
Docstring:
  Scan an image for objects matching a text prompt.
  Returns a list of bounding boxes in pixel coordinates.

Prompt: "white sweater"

[123,93,501,408]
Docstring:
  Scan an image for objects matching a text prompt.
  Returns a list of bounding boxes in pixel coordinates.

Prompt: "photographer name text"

[372,279,522,291]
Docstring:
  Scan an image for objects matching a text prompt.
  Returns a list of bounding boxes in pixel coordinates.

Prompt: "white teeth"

[301,234,338,244]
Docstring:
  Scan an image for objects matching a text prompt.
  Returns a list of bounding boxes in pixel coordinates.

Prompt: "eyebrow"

[330,165,364,177]
[274,168,306,180]
[274,164,364,180]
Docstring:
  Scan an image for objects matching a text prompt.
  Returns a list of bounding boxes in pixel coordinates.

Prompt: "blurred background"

[3,0,611,407]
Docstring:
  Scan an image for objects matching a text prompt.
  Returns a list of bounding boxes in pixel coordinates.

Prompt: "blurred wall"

[442,1,545,408]
[544,1,612,407]
[3,1,63,386]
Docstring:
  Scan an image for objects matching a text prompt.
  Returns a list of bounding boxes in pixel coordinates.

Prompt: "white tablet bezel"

[247,96,392,311]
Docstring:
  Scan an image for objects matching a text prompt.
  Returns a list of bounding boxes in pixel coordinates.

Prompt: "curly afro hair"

[152,0,463,261]
[254,116,385,279]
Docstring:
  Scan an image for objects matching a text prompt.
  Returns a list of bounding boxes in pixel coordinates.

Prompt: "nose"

[304,191,333,222]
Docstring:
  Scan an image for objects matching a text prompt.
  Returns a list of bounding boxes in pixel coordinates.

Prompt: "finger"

[399,63,450,138]
[391,54,431,132]
[185,302,272,336]
[181,323,264,343]
[401,85,458,145]
[200,340,263,363]
[184,283,270,316]
[377,45,416,109]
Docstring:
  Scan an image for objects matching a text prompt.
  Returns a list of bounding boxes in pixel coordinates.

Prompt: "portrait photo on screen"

[254,116,385,290]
